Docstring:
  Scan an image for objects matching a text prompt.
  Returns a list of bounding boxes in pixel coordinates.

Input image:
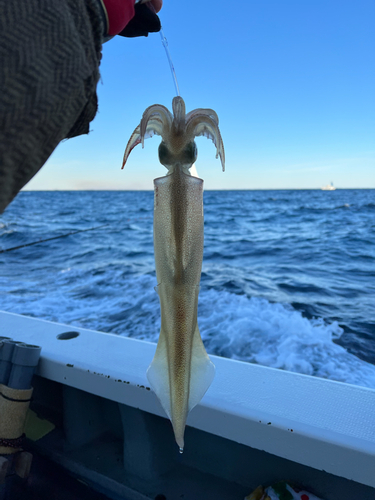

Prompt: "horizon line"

[21,187,375,192]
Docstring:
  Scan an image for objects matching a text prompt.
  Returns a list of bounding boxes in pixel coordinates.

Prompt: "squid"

[122,96,225,451]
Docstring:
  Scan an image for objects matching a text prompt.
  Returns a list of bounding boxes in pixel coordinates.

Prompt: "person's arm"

[0,0,163,213]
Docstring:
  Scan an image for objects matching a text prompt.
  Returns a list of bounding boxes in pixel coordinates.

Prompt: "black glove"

[118,3,161,38]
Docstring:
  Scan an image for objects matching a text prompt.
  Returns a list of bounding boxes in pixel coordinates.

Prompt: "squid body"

[122,97,225,451]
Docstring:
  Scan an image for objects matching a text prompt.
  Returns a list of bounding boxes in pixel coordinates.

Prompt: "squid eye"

[182,142,198,164]
[158,141,198,167]
[158,142,173,166]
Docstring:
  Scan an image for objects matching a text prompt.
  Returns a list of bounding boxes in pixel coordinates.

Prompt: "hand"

[119,0,163,38]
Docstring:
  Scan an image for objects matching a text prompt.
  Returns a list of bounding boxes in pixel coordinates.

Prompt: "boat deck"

[1,452,111,500]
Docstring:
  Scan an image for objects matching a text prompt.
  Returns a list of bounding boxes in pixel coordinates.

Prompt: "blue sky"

[26,0,375,190]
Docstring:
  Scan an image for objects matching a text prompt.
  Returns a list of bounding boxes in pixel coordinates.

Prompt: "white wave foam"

[198,288,375,389]
[2,268,375,389]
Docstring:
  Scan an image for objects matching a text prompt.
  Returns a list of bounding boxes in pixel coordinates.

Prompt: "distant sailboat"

[321,182,336,191]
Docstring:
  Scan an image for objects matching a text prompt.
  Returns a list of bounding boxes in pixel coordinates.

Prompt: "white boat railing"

[1,310,375,489]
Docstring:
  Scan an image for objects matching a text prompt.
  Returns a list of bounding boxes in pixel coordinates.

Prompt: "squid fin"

[188,327,215,412]
[147,326,215,448]
[146,332,172,420]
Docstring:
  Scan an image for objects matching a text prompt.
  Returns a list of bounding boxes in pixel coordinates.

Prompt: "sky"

[25,0,375,191]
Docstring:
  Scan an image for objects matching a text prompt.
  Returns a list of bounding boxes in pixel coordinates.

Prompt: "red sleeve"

[101,0,135,36]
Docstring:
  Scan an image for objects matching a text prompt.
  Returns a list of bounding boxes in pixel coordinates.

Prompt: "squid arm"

[140,104,172,147]
[185,107,219,126]
[122,97,225,451]
[186,114,225,171]
[122,117,164,168]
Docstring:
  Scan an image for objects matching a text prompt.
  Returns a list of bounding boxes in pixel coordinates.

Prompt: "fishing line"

[149,3,180,96]
[159,27,180,97]
[0,224,109,253]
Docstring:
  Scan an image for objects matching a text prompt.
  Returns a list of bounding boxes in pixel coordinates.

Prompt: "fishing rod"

[0,224,109,254]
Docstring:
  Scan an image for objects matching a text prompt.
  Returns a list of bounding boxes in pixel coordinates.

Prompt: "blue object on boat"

[0,339,22,385]
[8,343,42,389]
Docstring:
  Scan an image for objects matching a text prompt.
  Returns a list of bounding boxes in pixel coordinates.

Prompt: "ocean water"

[1,189,375,389]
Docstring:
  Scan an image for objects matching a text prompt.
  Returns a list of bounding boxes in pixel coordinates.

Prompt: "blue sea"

[1,189,375,389]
